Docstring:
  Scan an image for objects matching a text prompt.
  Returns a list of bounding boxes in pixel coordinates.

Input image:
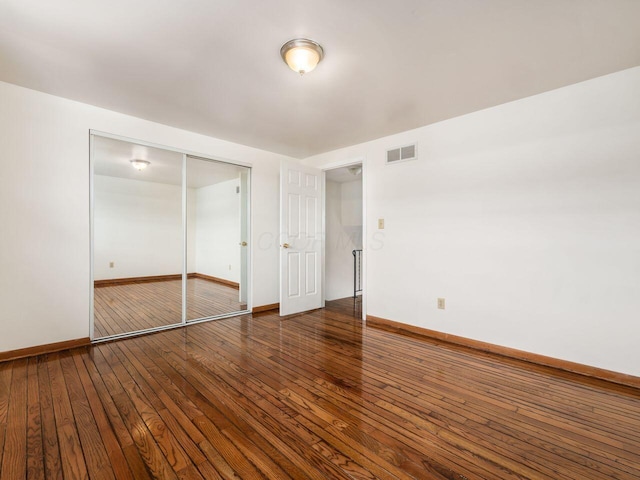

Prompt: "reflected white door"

[279,161,323,316]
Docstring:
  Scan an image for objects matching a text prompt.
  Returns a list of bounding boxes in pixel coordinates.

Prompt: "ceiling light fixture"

[280,38,324,75]
[130,159,150,171]
[348,166,362,176]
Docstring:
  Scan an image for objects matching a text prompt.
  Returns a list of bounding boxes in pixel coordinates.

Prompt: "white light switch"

[378,218,385,229]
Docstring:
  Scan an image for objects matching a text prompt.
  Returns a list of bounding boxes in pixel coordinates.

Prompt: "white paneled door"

[279,162,323,316]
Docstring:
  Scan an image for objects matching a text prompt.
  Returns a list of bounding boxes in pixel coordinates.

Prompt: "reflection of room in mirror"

[92,136,250,339]
[93,136,183,337]
[186,156,250,321]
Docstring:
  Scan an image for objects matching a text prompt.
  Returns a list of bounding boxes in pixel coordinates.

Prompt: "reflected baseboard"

[94,274,182,287]
[94,272,240,289]
[190,273,239,289]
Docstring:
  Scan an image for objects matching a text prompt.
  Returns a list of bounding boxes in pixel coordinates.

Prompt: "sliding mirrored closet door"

[92,136,184,337]
[185,156,250,322]
[91,134,250,341]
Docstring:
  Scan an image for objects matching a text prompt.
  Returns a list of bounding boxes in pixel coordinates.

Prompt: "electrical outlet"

[378,218,385,229]
[437,298,445,310]
[229,264,232,270]
[109,262,115,268]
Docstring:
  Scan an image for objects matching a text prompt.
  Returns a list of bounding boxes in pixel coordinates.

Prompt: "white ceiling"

[93,135,245,188]
[2,1,639,158]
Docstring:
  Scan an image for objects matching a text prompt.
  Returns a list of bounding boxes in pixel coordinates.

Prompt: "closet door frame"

[89,130,252,342]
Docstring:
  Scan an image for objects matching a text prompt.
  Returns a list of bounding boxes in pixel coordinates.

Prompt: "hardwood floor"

[2,297,640,479]
[94,278,245,338]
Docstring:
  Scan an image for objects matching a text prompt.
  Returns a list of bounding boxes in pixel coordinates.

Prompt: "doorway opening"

[324,163,363,318]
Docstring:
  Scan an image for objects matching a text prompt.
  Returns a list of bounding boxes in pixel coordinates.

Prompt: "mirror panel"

[186,156,250,321]
[93,136,183,338]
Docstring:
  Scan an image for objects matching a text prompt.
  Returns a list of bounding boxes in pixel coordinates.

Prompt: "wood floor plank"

[36,356,64,480]
[185,320,490,480]
[0,359,27,480]
[93,346,183,480]
[101,354,193,475]
[1,295,640,479]
[262,308,640,476]
[274,334,621,479]
[70,353,134,480]
[47,353,89,480]
[0,361,12,424]
[26,358,45,480]
[128,333,338,480]
[158,351,314,479]
[0,360,13,470]
[197,316,485,478]
[105,331,210,473]
[80,349,154,480]
[94,278,244,339]
[58,351,116,480]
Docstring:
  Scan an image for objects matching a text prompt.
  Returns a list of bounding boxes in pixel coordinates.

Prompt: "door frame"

[89,130,253,342]
[320,157,367,321]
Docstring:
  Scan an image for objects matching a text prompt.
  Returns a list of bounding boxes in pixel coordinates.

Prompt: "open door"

[280,161,323,316]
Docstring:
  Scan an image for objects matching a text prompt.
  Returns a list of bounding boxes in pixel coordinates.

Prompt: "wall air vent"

[386,143,417,164]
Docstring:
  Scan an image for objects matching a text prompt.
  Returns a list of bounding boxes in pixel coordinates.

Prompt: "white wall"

[94,172,245,283]
[305,67,640,377]
[94,173,241,283]
[325,180,363,300]
[341,180,363,228]
[93,175,194,280]
[195,178,240,283]
[0,80,290,351]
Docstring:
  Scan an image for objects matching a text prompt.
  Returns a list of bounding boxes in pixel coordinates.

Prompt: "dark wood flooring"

[2,297,640,479]
[94,278,246,338]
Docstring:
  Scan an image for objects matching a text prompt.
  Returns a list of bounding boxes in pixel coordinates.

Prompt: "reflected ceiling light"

[348,166,362,176]
[280,38,324,75]
[130,159,150,171]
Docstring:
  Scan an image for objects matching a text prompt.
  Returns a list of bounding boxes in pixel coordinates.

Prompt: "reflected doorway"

[91,133,250,340]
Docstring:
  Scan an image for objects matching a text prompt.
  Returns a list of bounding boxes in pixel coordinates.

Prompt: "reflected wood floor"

[2,297,640,479]
[94,278,245,338]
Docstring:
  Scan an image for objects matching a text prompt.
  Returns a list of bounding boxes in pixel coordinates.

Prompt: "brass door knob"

[239,241,247,246]
[281,243,290,249]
